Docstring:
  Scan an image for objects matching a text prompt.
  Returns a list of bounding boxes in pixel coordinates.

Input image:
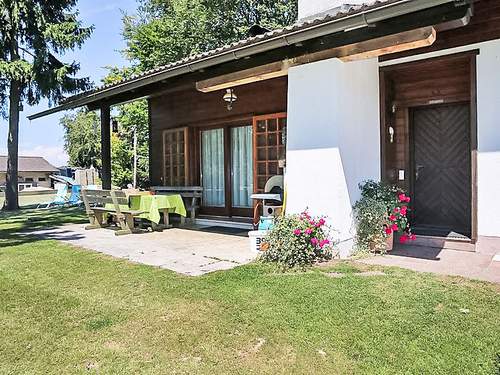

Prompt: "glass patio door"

[201,125,253,215]
[231,126,253,208]
[201,128,225,207]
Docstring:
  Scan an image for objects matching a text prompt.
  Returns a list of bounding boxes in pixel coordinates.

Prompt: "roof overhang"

[28,0,471,120]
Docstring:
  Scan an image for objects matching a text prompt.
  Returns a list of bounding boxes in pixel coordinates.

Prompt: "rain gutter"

[29,0,459,120]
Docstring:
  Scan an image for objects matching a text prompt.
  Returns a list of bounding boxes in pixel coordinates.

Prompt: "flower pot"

[385,232,394,252]
[369,232,394,253]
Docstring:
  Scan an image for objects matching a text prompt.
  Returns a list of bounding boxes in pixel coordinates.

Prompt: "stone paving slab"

[28,224,257,276]
[360,237,500,284]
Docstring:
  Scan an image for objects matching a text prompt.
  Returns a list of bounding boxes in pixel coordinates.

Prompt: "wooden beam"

[100,104,112,190]
[196,27,436,92]
[338,26,436,62]
[196,61,291,93]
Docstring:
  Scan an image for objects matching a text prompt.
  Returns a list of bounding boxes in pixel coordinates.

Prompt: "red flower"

[319,239,330,248]
[393,207,400,214]
[410,234,417,241]
[391,224,398,231]
[405,197,411,203]
[385,227,393,235]
[399,234,408,244]
[400,206,408,216]
[398,193,406,202]
[389,215,397,221]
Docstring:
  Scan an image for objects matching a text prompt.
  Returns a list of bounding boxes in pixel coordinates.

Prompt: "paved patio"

[360,236,500,284]
[29,224,257,276]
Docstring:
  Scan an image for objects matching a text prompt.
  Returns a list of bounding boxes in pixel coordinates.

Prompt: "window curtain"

[231,126,253,208]
[201,128,225,207]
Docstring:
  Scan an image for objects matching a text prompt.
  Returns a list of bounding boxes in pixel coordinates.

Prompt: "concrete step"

[402,235,476,252]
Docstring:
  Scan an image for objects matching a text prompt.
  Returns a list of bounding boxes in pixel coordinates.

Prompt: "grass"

[0,209,499,374]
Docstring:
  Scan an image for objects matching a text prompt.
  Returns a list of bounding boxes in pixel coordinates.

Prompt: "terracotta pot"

[369,232,394,253]
[385,232,394,252]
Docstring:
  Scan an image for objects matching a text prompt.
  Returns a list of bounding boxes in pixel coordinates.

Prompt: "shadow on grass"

[0,207,88,248]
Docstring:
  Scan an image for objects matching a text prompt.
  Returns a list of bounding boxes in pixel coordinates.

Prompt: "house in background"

[0,156,59,191]
[30,0,500,256]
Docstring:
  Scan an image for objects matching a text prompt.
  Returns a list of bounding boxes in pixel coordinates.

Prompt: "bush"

[353,196,389,252]
[260,211,333,270]
[353,180,416,254]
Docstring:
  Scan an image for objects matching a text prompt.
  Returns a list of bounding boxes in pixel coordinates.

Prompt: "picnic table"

[129,194,186,227]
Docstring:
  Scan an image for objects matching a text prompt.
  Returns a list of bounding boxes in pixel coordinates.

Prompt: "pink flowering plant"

[353,180,416,253]
[260,210,334,270]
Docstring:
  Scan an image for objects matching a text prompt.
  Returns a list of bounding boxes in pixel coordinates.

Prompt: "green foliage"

[353,196,389,253]
[122,0,298,70]
[261,211,333,270]
[60,101,150,188]
[0,0,93,111]
[104,67,150,188]
[353,180,414,254]
[1,0,92,210]
[60,109,101,169]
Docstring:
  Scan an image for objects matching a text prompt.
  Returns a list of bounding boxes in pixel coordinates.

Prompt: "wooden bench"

[81,189,144,236]
[152,186,203,225]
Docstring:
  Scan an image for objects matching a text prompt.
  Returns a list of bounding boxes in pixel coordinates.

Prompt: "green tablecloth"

[129,194,186,224]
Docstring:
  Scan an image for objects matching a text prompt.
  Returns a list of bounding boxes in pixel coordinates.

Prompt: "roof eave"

[28,0,458,120]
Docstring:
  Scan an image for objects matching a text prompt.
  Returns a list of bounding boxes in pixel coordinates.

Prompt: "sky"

[0,0,138,167]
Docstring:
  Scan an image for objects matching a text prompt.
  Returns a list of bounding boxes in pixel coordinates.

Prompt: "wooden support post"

[100,104,112,190]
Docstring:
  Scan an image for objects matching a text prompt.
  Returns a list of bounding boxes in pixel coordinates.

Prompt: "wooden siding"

[381,0,500,61]
[380,52,477,240]
[149,77,287,186]
[380,52,474,192]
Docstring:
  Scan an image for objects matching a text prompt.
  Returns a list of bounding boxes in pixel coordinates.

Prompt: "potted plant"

[353,181,416,254]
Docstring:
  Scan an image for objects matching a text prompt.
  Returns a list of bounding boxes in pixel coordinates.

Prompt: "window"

[163,127,189,186]
[253,113,287,193]
[24,177,34,182]
[38,177,46,182]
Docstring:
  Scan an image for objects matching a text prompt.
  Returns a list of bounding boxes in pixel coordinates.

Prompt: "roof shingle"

[0,156,59,173]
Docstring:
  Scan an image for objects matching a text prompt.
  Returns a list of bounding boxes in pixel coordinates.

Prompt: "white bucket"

[248,230,269,253]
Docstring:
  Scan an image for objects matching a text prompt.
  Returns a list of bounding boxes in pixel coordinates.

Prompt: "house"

[30,0,500,256]
[0,156,59,191]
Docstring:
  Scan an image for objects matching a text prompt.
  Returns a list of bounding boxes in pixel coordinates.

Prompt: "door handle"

[416,165,424,180]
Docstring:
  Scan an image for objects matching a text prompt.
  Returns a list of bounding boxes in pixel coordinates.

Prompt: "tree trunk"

[4,80,21,211]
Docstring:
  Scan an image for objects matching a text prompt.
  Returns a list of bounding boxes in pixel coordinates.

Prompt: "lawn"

[0,210,499,374]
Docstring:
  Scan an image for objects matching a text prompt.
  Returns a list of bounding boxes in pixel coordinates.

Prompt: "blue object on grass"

[258,216,275,231]
[37,183,68,209]
[67,185,83,206]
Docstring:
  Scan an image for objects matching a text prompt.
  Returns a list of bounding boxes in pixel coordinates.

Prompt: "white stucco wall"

[286,58,380,257]
[476,39,500,237]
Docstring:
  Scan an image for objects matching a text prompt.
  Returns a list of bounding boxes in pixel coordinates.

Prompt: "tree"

[65,0,297,189]
[123,0,298,70]
[104,67,150,188]
[0,0,92,210]
[60,109,101,169]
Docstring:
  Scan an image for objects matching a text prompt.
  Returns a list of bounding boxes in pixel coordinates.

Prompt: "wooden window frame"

[162,127,189,187]
[252,112,287,195]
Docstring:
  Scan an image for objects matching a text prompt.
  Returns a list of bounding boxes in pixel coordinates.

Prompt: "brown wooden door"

[411,104,471,238]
